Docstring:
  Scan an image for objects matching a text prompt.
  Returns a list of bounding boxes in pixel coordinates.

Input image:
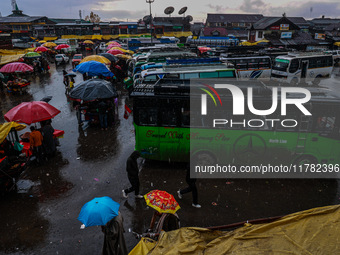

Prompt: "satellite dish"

[178,7,188,15]
[143,15,151,24]
[185,15,193,22]
[164,6,175,15]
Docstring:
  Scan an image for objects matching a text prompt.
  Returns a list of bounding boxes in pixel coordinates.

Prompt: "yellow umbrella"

[83,40,94,44]
[240,41,254,46]
[39,40,46,43]
[254,39,270,45]
[334,42,340,46]
[42,42,57,48]
[110,47,134,55]
[116,54,131,60]
[80,55,111,65]
[106,41,117,45]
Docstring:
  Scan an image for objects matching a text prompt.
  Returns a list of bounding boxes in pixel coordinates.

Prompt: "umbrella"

[39,40,46,43]
[34,46,49,52]
[55,44,70,50]
[109,47,133,55]
[65,73,77,77]
[4,101,61,125]
[78,197,120,227]
[107,49,124,55]
[0,62,33,73]
[43,42,57,48]
[107,41,122,47]
[198,47,211,54]
[116,54,131,60]
[68,78,118,101]
[99,53,118,63]
[24,52,41,58]
[73,61,114,77]
[83,40,94,44]
[40,96,53,103]
[80,55,111,65]
[144,190,180,214]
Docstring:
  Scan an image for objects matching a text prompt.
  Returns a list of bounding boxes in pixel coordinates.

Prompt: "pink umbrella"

[34,46,48,52]
[55,44,70,50]
[107,49,124,55]
[107,42,122,49]
[0,62,33,73]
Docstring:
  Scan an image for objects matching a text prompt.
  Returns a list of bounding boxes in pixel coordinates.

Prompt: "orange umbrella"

[144,190,180,214]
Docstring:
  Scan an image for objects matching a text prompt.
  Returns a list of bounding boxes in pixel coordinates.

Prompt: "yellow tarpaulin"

[0,54,25,65]
[334,42,340,46]
[0,122,26,144]
[0,49,34,55]
[91,35,102,40]
[128,238,156,255]
[43,36,58,41]
[133,205,340,255]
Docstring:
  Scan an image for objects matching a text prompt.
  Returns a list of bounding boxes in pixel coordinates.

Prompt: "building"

[152,17,192,38]
[0,24,12,49]
[203,13,263,40]
[0,4,55,40]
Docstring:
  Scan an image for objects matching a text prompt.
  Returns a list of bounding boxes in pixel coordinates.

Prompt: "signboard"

[128,25,137,29]
[280,24,289,30]
[119,26,128,29]
[315,33,325,40]
[281,32,292,39]
[270,26,280,30]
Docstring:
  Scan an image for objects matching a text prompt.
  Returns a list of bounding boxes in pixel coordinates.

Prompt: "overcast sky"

[1,0,340,22]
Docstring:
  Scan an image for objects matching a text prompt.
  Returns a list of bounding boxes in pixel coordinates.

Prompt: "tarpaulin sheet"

[133,205,340,255]
[0,54,25,65]
[43,37,58,41]
[0,122,26,144]
[0,49,34,55]
[128,238,156,255]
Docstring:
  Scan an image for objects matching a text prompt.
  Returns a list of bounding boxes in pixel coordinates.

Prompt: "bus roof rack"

[166,58,220,65]
[287,52,331,57]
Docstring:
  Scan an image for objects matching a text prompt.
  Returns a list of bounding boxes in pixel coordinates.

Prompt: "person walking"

[29,126,44,163]
[177,165,201,208]
[101,211,128,255]
[63,70,69,87]
[98,100,109,130]
[122,151,143,199]
[40,120,56,158]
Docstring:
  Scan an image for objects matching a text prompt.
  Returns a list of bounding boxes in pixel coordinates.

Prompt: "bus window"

[273,59,289,71]
[145,75,157,81]
[314,116,336,135]
[165,73,179,79]
[161,109,178,126]
[181,108,190,127]
[218,71,235,78]
[289,59,299,73]
[236,59,247,70]
[308,58,316,68]
[138,108,158,126]
[199,72,219,78]
[259,58,271,69]
[183,73,199,79]
[248,59,259,69]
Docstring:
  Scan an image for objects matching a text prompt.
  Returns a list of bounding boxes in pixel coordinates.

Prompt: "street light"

[146,0,154,43]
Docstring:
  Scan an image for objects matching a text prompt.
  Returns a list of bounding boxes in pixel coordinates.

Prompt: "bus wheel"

[293,155,318,166]
[192,152,216,166]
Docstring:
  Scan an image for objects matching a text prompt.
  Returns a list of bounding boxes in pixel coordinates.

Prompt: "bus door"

[159,106,181,161]
[301,60,308,79]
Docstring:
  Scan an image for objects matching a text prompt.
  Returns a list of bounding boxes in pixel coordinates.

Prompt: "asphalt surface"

[0,63,339,255]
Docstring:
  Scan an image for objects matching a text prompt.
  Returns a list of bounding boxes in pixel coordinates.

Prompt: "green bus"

[131,80,340,166]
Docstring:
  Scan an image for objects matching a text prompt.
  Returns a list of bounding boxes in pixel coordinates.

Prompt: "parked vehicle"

[324,50,340,64]
[72,54,83,68]
[55,54,69,65]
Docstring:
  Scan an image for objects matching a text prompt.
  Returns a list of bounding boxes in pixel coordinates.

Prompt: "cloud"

[96,10,146,21]
[239,0,266,13]
[206,4,231,12]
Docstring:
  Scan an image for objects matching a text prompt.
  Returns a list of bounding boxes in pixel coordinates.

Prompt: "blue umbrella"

[73,60,114,77]
[78,196,120,227]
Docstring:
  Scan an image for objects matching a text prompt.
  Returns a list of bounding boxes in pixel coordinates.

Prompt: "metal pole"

[146,0,154,43]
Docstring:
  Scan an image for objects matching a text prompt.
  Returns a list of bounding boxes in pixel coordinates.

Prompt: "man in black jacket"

[122,151,143,199]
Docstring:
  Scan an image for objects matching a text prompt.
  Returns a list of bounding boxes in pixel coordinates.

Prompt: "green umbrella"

[24,52,41,58]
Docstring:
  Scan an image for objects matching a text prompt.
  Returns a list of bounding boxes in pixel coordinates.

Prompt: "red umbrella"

[0,62,33,73]
[4,101,61,125]
[34,46,49,52]
[107,49,124,55]
[55,44,70,50]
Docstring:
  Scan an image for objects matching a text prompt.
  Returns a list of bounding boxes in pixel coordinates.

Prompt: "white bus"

[220,56,272,79]
[271,53,333,84]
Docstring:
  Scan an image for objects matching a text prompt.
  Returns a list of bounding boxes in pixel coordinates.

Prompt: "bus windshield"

[273,59,289,71]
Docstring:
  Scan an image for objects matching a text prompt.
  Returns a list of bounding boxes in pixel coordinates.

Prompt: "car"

[55,54,69,65]
[72,54,83,68]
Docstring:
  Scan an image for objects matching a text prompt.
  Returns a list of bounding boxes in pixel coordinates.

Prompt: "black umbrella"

[99,53,118,63]
[68,78,118,101]
[40,96,53,103]
[65,73,77,77]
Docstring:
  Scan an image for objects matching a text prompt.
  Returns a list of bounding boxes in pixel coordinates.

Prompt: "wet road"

[0,64,340,255]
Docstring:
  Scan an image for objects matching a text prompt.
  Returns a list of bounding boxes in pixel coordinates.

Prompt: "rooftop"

[206,14,264,23]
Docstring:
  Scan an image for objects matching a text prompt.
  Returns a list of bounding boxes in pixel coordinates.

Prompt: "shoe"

[192,203,201,208]
[135,194,144,199]
[177,190,182,199]
[122,190,128,198]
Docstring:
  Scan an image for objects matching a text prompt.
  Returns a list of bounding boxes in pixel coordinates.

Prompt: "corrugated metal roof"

[0,16,47,23]
[252,16,304,30]
[206,14,264,23]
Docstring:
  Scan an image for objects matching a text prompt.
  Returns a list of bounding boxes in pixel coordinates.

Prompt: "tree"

[85,12,101,23]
